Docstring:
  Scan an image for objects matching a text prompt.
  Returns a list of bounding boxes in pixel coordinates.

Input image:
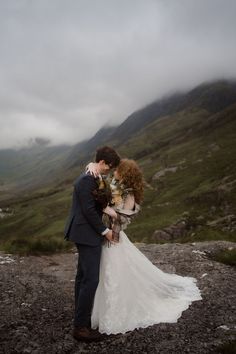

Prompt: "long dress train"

[91,230,202,334]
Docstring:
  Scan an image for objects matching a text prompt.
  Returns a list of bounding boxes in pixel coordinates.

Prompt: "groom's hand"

[105,230,118,243]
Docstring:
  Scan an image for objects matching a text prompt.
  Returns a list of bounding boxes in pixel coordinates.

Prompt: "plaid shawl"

[102,199,140,247]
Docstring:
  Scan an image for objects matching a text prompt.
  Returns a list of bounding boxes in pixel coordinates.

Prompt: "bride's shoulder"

[123,192,135,210]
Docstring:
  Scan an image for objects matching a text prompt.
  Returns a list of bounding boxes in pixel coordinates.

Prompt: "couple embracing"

[64,146,202,342]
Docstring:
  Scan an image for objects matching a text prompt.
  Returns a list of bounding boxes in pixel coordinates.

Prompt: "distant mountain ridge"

[0,79,236,192]
[0,144,71,190]
[110,80,236,142]
[65,79,236,169]
[66,125,117,168]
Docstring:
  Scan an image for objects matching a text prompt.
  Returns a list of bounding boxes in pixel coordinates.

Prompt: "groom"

[64,146,120,342]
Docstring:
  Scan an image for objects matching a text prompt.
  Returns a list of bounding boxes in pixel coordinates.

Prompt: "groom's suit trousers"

[74,243,102,327]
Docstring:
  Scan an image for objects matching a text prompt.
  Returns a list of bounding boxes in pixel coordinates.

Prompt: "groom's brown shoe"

[73,326,105,342]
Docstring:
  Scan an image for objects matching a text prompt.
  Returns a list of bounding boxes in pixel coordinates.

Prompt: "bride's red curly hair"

[116,159,144,204]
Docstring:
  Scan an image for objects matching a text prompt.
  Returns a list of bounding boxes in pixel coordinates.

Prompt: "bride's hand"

[86,162,99,177]
[103,206,118,219]
[105,230,118,244]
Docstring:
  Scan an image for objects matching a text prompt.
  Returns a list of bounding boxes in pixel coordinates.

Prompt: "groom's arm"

[75,174,108,235]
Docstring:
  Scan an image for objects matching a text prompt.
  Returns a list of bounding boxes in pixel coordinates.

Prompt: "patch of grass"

[3,236,71,255]
[209,248,236,267]
[35,220,66,237]
[175,227,236,244]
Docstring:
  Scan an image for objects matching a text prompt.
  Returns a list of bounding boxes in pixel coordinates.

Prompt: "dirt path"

[0,241,235,353]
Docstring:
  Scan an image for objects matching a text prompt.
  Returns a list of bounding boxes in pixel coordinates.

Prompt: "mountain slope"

[65,125,117,168]
[1,80,236,190]
[64,79,236,169]
[0,144,73,204]
[116,103,236,241]
[109,79,236,143]
[0,79,236,253]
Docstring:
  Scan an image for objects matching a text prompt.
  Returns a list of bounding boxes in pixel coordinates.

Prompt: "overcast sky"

[0,0,236,149]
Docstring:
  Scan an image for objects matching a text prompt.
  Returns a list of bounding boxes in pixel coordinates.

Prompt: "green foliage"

[209,248,236,267]
[175,228,235,244]
[3,237,71,256]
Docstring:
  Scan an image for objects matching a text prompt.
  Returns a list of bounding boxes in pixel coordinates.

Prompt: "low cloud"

[0,0,236,149]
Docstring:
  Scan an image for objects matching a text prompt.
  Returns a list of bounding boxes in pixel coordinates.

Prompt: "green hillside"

[0,80,235,254]
[117,104,236,243]
[0,144,72,194]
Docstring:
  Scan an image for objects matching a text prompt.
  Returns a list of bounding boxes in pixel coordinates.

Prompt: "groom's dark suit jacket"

[64,172,106,246]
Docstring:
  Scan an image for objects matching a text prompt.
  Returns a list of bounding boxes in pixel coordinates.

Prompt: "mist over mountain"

[0,79,236,191]
[27,137,51,148]
[1,1,236,151]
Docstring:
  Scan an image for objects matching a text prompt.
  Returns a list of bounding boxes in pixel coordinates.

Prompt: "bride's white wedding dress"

[91,195,202,335]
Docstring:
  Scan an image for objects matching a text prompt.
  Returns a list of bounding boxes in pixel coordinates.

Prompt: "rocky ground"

[0,241,235,354]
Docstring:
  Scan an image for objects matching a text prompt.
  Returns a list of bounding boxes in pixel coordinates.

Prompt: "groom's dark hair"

[95,146,120,168]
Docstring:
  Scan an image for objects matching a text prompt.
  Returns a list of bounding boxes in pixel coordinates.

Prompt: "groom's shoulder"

[74,172,97,186]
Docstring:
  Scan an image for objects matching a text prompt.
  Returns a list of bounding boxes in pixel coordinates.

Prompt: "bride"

[87,159,202,335]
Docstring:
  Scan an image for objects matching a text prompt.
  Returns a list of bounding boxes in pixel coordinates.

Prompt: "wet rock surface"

[0,241,235,354]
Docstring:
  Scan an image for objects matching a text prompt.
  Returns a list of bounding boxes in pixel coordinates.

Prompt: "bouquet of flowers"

[110,178,133,207]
